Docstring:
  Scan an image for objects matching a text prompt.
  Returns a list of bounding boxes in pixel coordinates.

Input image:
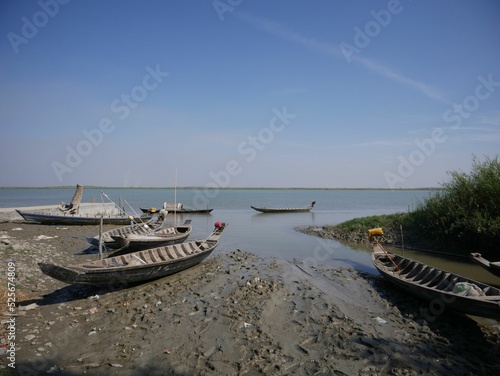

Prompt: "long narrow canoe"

[86,221,163,249]
[251,201,316,213]
[39,222,226,285]
[86,219,192,251]
[110,219,192,253]
[372,242,500,319]
[16,210,152,226]
[470,253,500,278]
[140,207,213,214]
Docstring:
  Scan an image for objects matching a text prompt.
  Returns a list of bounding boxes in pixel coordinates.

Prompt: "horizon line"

[0,186,442,190]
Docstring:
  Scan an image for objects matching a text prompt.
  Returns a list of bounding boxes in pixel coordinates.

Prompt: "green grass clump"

[333,213,406,234]
[406,156,500,256]
[333,156,500,257]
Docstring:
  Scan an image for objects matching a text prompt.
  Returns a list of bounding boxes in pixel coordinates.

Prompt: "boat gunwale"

[69,239,217,273]
[374,252,500,298]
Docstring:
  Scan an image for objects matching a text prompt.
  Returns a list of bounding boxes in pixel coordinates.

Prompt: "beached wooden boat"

[470,253,500,278]
[38,222,226,285]
[109,219,192,253]
[371,240,500,319]
[16,210,152,226]
[86,219,191,251]
[250,201,316,213]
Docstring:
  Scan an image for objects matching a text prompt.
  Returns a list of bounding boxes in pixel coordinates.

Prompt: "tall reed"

[408,156,500,255]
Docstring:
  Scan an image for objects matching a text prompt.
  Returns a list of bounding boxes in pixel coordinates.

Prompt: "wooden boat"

[470,253,500,278]
[38,222,226,285]
[370,238,500,319]
[140,204,213,214]
[86,219,191,250]
[250,201,316,213]
[16,210,152,226]
[109,219,192,253]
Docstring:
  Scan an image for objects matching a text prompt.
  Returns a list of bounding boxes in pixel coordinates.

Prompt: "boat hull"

[86,222,162,249]
[109,227,191,254]
[38,247,214,285]
[16,210,152,226]
[250,206,312,213]
[372,244,500,319]
[39,223,226,286]
[140,207,213,214]
[250,206,311,213]
[88,220,192,253]
[470,253,500,278]
[250,201,315,213]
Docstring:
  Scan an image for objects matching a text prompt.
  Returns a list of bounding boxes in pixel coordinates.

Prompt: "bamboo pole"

[98,216,103,260]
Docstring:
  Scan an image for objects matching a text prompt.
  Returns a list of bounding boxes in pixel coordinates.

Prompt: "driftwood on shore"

[59,184,83,214]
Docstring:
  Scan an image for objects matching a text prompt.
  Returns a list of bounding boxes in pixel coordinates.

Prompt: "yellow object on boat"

[149,207,157,213]
[368,227,384,237]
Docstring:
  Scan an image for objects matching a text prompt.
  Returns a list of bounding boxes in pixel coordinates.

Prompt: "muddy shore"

[1,221,500,375]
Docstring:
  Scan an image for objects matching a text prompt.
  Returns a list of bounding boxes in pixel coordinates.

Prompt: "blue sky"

[1,0,499,188]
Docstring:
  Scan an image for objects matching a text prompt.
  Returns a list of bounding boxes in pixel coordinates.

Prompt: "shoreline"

[0,186,441,191]
[1,222,500,375]
[296,225,472,259]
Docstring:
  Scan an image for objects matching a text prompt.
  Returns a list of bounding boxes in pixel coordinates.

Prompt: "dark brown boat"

[140,202,213,214]
[470,253,500,278]
[86,220,163,249]
[250,201,316,213]
[86,219,192,252]
[110,219,192,252]
[39,222,226,286]
[369,228,500,319]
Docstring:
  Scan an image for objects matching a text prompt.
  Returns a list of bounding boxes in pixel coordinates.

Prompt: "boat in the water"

[38,222,226,285]
[140,203,213,215]
[369,228,500,319]
[470,253,500,278]
[86,219,192,252]
[16,210,152,226]
[250,201,316,213]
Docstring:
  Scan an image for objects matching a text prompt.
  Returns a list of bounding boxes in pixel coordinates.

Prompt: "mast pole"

[174,168,177,225]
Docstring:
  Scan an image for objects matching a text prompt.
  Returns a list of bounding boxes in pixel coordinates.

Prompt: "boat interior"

[80,240,215,269]
[377,253,500,296]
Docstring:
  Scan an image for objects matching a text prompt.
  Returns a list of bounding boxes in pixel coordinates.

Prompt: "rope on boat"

[99,192,109,217]
[374,237,401,273]
[368,227,401,273]
[100,192,154,231]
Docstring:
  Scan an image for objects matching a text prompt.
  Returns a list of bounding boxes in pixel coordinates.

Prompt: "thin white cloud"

[350,138,413,148]
[236,11,449,104]
[478,114,500,126]
[350,55,450,104]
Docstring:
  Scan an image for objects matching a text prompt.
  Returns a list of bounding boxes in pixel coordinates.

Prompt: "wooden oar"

[374,238,401,273]
[368,228,400,273]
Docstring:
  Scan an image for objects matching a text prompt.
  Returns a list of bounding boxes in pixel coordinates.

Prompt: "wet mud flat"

[1,222,500,375]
